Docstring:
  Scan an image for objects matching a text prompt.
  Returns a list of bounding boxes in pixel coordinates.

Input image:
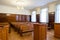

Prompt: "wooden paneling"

[0,13,31,22]
[34,23,47,40]
[7,14,31,22]
[7,14,16,22]
[0,14,7,22]
[54,23,60,38]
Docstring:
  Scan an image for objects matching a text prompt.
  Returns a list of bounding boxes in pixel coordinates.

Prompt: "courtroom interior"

[0,0,60,40]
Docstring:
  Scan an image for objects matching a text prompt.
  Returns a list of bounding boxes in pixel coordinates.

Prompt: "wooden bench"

[0,23,9,40]
[10,22,34,36]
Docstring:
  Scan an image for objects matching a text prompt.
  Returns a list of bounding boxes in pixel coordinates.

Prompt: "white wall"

[0,5,31,15]
[36,7,40,14]
[34,1,59,14]
[48,2,56,12]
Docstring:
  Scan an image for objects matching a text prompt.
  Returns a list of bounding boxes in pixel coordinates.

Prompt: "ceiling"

[0,0,58,9]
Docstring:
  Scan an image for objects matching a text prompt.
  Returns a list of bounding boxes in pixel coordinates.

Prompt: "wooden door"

[48,12,55,29]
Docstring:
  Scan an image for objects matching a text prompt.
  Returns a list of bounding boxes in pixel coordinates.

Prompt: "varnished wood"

[7,14,16,22]
[7,14,31,22]
[34,23,47,40]
[8,28,60,40]
[0,14,7,22]
[54,23,60,38]
[10,22,33,36]
[0,23,9,40]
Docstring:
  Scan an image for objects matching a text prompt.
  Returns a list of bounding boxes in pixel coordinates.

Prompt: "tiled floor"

[9,29,60,40]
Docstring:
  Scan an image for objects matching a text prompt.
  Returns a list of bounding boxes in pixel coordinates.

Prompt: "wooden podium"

[54,23,60,38]
[0,23,9,40]
[33,23,47,40]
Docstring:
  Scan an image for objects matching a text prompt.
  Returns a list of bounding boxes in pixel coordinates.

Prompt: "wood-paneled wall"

[0,14,7,22]
[0,13,31,22]
[8,14,31,22]
[7,14,16,22]
[0,13,40,23]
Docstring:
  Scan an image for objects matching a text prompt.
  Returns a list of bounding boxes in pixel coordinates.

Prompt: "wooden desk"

[33,23,47,40]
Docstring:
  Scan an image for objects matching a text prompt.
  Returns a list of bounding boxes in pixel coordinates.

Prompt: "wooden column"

[34,23,47,40]
[54,23,60,38]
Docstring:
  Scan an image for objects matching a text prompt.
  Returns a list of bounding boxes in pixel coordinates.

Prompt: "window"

[16,15,18,21]
[40,8,48,23]
[31,11,36,22]
[55,4,60,23]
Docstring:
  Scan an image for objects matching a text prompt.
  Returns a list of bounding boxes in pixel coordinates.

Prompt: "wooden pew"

[0,23,9,40]
[10,22,33,36]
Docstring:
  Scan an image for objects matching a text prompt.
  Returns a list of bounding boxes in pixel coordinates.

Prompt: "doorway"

[48,12,55,30]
